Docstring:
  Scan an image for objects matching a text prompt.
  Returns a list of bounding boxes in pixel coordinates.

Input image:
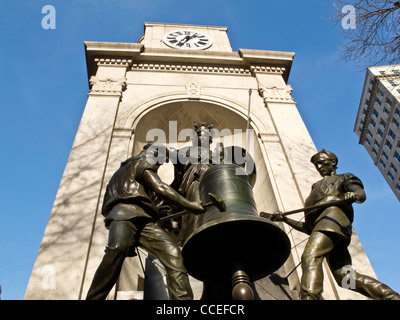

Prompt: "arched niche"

[131,99,278,221]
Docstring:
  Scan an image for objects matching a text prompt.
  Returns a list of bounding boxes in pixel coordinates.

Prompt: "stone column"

[25,59,130,300]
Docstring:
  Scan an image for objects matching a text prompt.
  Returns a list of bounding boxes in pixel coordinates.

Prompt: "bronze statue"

[86,143,205,300]
[169,122,290,300]
[269,149,400,300]
[173,122,216,245]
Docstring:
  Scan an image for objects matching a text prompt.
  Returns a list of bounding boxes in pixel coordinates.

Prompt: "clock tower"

[25,22,377,300]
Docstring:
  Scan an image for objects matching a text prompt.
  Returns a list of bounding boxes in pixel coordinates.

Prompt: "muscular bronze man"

[86,143,204,300]
[271,149,400,300]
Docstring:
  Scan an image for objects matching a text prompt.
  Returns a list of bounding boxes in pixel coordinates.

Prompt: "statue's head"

[143,142,168,165]
[310,149,338,176]
[193,121,214,146]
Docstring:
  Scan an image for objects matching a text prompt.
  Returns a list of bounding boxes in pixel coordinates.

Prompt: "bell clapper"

[231,270,254,300]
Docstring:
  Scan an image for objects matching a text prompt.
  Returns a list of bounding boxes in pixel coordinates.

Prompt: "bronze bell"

[181,163,291,299]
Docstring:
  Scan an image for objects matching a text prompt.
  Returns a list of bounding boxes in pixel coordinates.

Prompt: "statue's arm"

[345,183,366,204]
[142,169,204,214]
[281,216,306,233]
[268,212,306,234]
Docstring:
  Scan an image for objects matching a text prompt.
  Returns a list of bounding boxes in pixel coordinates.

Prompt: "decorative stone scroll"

[89,76,127,95]
[258,85,294,103]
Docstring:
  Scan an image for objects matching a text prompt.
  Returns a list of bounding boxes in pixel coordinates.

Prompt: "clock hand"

[177,35,190,47]
[177,34,197,47]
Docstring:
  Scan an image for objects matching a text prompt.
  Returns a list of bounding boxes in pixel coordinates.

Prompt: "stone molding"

[131,62,251,75]
[258,132,281,143]
[89,75,127,95]
[94,58,132,67]
[258,85,294,103]
[250,65,286,75]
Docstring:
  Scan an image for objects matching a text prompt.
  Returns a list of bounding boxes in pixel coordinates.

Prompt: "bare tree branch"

[329,0,400,67]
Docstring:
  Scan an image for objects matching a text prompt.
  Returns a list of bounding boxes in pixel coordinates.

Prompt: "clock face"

[163,30,212,50]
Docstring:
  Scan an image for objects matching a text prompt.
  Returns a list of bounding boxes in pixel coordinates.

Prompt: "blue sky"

[0,0,399,300]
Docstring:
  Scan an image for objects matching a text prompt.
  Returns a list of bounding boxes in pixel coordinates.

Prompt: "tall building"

[25,23,376,300]
[354,65,400,201]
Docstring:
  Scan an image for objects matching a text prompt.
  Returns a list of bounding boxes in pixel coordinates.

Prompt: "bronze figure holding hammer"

[264,149,400,300]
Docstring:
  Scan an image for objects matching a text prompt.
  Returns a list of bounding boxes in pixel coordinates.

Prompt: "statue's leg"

[351,274,400,300]
[86,220,136,300]
[328,246,400,300]
[139,221,194,300]
[300,231,336,300]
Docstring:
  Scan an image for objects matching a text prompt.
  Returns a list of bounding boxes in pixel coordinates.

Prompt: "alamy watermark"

[144,121,255,175]
[341,265,356,290]
[41,5,56,30]
[341,5,356,30]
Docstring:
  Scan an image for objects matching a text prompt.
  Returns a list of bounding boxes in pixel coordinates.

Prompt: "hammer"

[260,198,352,220]
[159,193,226,222]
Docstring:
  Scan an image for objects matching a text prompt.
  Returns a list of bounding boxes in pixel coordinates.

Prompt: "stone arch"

[123,94,268,141]
[126,95,279,225]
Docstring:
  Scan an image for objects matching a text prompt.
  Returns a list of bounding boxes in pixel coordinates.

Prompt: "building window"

[383,151,389,160]
[375,140,380,148]
[393,118,400,128]
[397,184,400,192]
[377,98,382,105]
[395,151,400,163]
[388,98,393,106]
[389,129,396,140]
[380,119,387,128]
[368,130,373,138]
[389,81,396,86]
[390,163,398,173]
[386,140,393,149]
[371,119,376,127]
[366,138,371,145]
[378,128,384,137]
[380,71,386,75]
[384,107,390,115]
[380,159,386,168]
[396,108,400,117]
[394,70,400,74]
[373,148,378,155]
[373,109,379,117]
[388,171,395,181]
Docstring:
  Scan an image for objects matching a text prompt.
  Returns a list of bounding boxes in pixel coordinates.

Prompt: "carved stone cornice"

[250,65,286,75]
[258,85,294,103]
[94,58,132,67]
[131,62,251,76]
[239,49,294,83]
[89,76,127,95]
